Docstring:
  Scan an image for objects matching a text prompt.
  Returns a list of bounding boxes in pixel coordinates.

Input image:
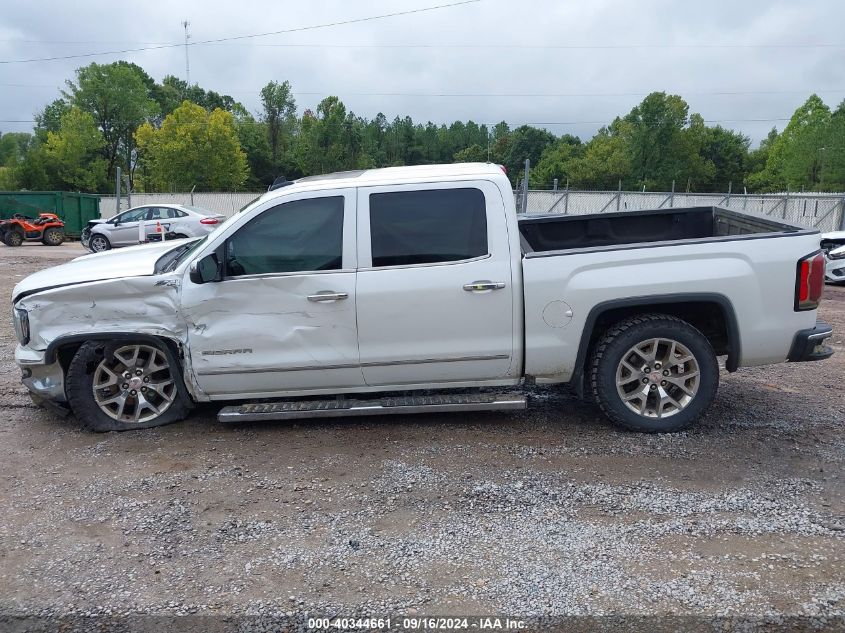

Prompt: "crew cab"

[11,163,834,433]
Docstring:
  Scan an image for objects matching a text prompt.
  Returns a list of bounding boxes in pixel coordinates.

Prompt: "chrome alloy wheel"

[92,344,176,424]
[615,337,700,419]
[90,235,108,252]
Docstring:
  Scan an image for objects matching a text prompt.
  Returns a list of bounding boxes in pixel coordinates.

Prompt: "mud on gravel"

[0,243,843,629]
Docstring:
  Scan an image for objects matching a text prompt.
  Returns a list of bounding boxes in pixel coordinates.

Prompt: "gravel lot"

[0,243,843,630]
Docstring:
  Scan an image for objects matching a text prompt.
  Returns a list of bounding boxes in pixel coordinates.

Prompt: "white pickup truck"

[11,163,833,433]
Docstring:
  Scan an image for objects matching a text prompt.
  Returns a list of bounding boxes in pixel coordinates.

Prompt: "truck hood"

[12,240,191,302]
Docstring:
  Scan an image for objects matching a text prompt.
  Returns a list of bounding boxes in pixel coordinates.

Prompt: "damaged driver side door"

[180,189,364,399]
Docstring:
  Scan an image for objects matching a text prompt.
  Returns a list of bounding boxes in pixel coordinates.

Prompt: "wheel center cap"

[128,376,143,390]
[649,371,662,383]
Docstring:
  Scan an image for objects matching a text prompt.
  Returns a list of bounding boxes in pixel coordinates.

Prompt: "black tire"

[589,314,719,433]
[89,233,111,252]
[42,227,64,246]
[5,229,23,247]
[66,340,193,432]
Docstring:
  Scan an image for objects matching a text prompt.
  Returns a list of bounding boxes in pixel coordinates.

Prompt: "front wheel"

[89,233,111,252]
[66,341,193,431]
[589,314,719,433]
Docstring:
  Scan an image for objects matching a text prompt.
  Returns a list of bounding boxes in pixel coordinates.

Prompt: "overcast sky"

[1,0,843,145]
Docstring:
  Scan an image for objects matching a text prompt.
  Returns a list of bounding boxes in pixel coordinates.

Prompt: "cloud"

[0,0,842,143]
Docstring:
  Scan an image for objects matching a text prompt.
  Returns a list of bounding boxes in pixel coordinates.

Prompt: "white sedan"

[81,204,226,252]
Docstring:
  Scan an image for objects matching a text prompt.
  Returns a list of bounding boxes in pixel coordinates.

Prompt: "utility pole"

[182,20,191,86]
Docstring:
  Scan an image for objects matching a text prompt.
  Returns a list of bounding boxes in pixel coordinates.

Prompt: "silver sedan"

[81,204,226,252]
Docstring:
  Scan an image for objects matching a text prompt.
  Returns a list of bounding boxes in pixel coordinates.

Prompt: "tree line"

[0,61,843,194]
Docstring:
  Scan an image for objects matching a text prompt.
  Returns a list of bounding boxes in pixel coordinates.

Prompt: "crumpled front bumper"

[16,346,69,411]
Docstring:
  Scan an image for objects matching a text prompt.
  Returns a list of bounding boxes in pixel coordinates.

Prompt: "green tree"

[453,144,487,162]
[0,132,34,167]
[134,101,248,191]
[0,166,16,190]
[746,127,779,190]
[566,131,631,190]
[698,125,749,191]
[820,101,845,191]
[502,125,556,183]
[530,137,583,188]
[294,97,361,174]
[754,95,831,191]
[34,99,70,142]
[232,104,274,188]
[65,61,159,184]
[617,92,710,189]
[260,81,297,170]
[43,107,107,191]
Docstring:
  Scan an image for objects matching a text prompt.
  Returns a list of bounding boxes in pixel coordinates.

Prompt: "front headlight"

[12,307,29,345]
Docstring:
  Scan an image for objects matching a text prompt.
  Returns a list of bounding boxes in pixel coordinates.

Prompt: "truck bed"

[518,206,804,254]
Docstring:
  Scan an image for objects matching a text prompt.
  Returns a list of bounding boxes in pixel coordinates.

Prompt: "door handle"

[463,281,506,292]
[307,291,349,302]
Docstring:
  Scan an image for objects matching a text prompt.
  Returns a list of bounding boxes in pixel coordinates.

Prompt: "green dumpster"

[0,191,101,238]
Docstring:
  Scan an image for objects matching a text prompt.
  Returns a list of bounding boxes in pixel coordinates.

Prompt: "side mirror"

[190,253,222,284]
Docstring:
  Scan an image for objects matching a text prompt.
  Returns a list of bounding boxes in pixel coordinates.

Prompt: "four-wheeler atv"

[0,213,65,247]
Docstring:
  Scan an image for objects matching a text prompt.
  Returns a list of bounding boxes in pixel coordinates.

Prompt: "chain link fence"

[518,189,845,232]
[99,191,263,218]
[101,188,845,233]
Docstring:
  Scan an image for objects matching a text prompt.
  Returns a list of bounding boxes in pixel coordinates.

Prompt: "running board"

[217,392,527,423]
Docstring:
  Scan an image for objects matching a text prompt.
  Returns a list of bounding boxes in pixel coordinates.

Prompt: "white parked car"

[821,231,845,283]
[11,163,834,433]
[81,204,225,252]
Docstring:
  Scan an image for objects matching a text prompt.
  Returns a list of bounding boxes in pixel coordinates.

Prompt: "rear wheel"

[589,314,719,432]
[89,233,110,252]
[42,227,64,246]
[66,341,192,432]
[4,229,23,247]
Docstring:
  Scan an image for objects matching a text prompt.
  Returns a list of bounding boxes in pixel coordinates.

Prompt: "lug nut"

[123,372,131,379]
[643,367,651,373]
[661,380,667,386]
[650,384,657,390]
[141,386,147,392]
[642,377,649,384]
[143,376,150,383]
[129,389,137,396]
[663,370,669,376]
[122,383,128,389]
[135,369,143,376]
[654,362,661,369]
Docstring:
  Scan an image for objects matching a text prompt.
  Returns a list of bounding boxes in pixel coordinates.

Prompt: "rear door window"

[368,188,487,267]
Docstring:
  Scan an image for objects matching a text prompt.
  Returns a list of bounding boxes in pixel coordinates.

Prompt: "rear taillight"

[200,217,219,225]
[795,251,825,311]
